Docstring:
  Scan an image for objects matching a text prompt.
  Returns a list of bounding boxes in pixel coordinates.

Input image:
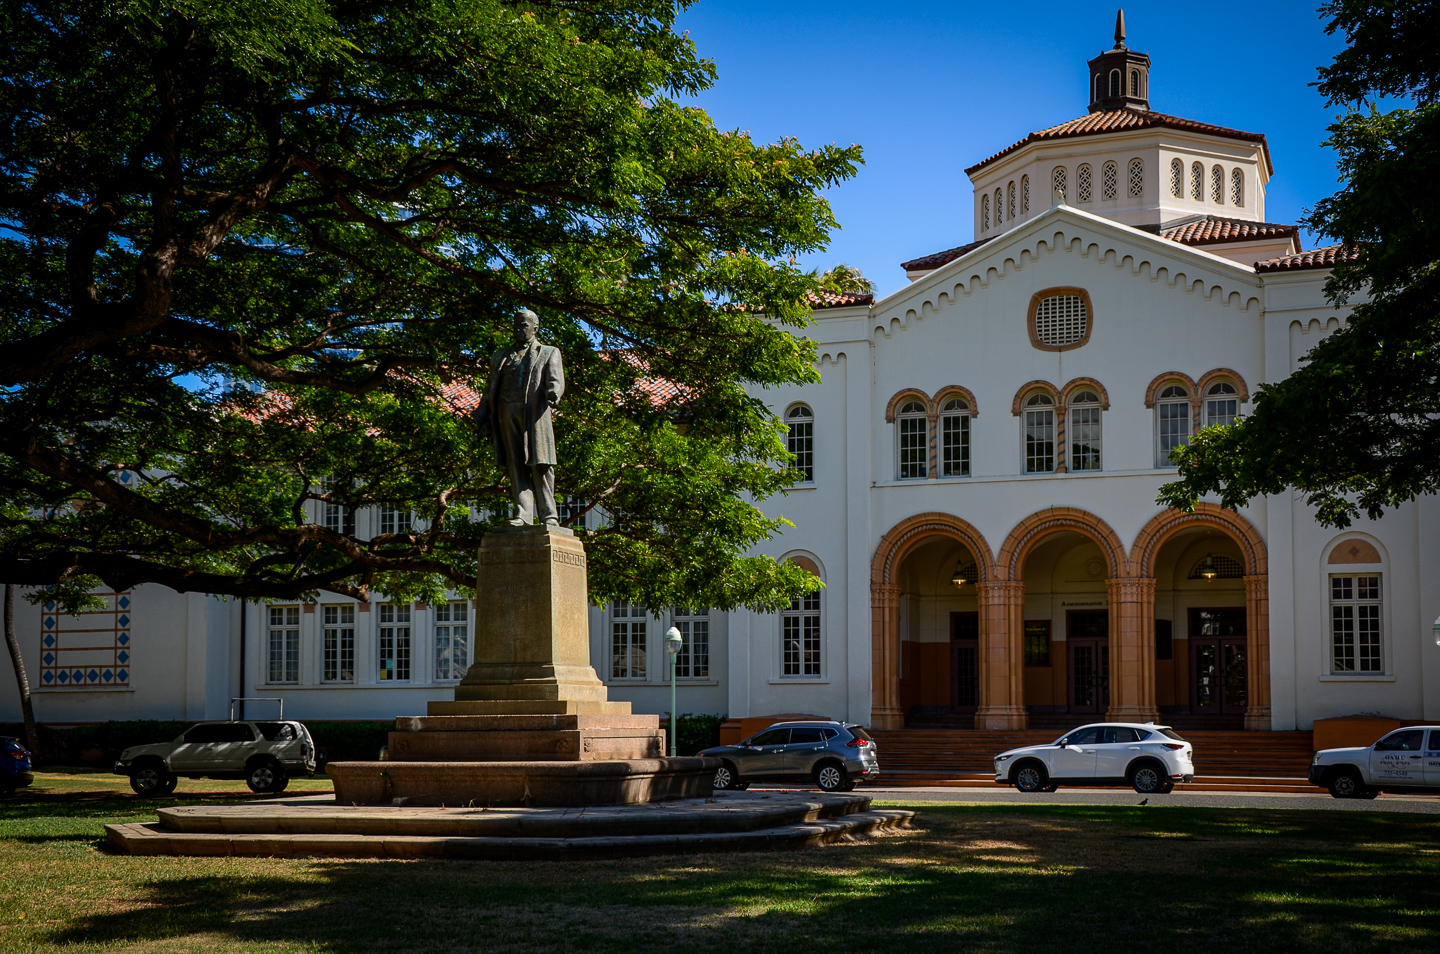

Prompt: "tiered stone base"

[389,713,666,762]
[105,791,915,859]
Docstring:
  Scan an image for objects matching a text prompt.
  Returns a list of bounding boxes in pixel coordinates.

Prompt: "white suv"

[113,720,316,795]
[995,723,1195,794]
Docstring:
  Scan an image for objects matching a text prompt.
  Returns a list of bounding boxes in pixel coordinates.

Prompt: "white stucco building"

[5,24,1437,733]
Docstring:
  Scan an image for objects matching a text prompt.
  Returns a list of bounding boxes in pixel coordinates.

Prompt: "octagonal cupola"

[1088,9,1150,113]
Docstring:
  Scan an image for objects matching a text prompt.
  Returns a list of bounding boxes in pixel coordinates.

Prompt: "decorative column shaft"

[1106,576,1159,723]
[870,583,904,730]
[975,580,1028,729]
[1244,575,1272,730]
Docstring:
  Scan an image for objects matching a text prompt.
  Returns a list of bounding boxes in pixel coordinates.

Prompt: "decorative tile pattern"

[40,591,131,688]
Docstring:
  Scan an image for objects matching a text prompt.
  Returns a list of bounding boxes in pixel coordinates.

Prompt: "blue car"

[1,737,34,794]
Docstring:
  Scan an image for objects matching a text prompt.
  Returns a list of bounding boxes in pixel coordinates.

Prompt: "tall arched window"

[1128,158,1144,197]
[981,192,990,230]
[940,398,970,477]
[1130,69,1140,96]
[1230,168,1244,206]
[1068,390,1102,471]
[1007,180,1016,219]
[1020,174,1030,213]
[1100,161,1117,200]
[1190,162,1203,200]
[786,405,813,482]
[1109,69,1121,97]
[1023,393,1055,473]
[1095,74,1104,102]
[1077,163,1093,202]
[1210,165,1224,203]
[1170,158,1183,197]
[1155,384,1191,467]
[782,587,822,677]
[896,399,928,479]
[1051,166,1067,203]
[1204,382,1239,428]
[995,188,1003,224]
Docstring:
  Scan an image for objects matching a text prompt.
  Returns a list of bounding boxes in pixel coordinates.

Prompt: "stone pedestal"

[328,524,706,807]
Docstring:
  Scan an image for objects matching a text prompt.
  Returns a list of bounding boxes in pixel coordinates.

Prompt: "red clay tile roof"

[1158,216,1297,246]
[899,237,996,273]
[964,109,1274,176]
[1255,244,1362,273]
[807,289,874,308]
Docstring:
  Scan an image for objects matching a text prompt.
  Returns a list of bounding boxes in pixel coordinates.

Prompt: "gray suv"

[113,720,316,795]
[699,721,879,792]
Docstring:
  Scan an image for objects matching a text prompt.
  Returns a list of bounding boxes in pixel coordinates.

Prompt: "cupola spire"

[1087,11,1151,113]
[1114,8,1127,48]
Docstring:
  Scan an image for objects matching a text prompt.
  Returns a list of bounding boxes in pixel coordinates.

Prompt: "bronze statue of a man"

[475,309,564,526]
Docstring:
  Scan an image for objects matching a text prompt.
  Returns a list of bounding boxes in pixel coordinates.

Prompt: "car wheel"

[1130,762,1166,794]
[246,759,286,794]
[274,776,290,793]
[713,761,740,791]
[129,761,170,796]
[157,775,178,796]
[814,762,848,793]
[1359,787,1380,799]
[1012,761,1048,793]
[1041,783,1059,793]
[1159,781,1175,795]
[1327,769,1365,799]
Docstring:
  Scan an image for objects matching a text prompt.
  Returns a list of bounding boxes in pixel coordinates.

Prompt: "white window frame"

[1210,164,1224,203]
[610,602,647,681]
[1190,162,1203,200]
[1321,539,1392,680]
[267,606,300,685]
[1007,180,1016,219]
[939,398,971,477]
[1170,158,1183,198]
[896,400,928,479]
[379,504,412,536]
[1022,393,1055,474]
[671,607,710,680]
[1068,391,1102,472]
[1020,174,1030,214]
[1101,161,1117,200]
[322,604,355,683]
[994,188,1003,225]
[781,591,822,679]
[377,602,412,682]
[981,192,989,230]
[1328,573,1384,675]
[1155,384,1191,468]
[786,405,814,483]
[321,478,355,536]
[434,600,469,681]
[1230,167,1244,206]
[1203,381,1240,429]
[1077,163,1093,202]
[1051,166,1067,203]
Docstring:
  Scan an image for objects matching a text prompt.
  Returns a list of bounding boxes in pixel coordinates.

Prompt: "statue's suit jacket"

[475,342,564,466]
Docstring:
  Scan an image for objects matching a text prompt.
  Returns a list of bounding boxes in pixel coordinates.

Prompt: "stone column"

[975,581,1027,729]
[1244,575,1272,730]
[1106,577,1159,723]
[870,583,904,730]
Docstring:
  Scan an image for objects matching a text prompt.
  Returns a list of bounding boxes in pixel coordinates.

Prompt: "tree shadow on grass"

[35,806,1440,954]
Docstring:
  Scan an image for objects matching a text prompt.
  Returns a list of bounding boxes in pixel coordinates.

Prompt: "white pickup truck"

[1309,726,1440,798]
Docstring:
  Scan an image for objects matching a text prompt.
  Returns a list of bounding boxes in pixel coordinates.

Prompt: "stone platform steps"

[105,792,914,860]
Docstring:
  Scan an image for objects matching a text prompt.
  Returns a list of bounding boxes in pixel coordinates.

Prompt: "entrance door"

[1190,609,1247,714]
[950,612,979,713]
[1067,611,1109,714]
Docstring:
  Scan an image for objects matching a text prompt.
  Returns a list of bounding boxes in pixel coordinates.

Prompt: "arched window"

[1326,539,1385,675]
[1155,384,1191,467]
[1020,174,1030,213]
[1023,393,1055,474]
[1101,161,1117,200]
[1007,180,1016,219]
[1051,166,1067,203]
[1230,168,1244,206]
[1190,162,1203,200]
[940,398,970,477]
[1170,158,1183,197]
[981,192,990,230]
[1204,381,1239,429]
[896,399,928,479]
[1077,163,1093,202]
[995,188,1003,224]
[786,405,813,482]
[1109,69,1121,98]
[782,587,822,677]
[1130,69,1140,96]
[1128,158,1144,197]
[1068,390,1102,472]
[1210,165,1224,203]
[1095,74,1105,102]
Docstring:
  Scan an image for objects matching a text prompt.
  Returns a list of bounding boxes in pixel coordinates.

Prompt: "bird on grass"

[1138,798,1149,806]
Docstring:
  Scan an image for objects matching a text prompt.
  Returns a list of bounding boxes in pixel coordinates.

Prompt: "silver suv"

[699,721,879,792]
[113,721,316,795]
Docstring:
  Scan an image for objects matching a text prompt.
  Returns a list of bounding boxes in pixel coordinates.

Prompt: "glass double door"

[1067,611,1109,714]
[950,612,979,713]
[1190,608,1247,714]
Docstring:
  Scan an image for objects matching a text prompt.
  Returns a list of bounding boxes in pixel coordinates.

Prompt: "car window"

[184,724,230,744]
[1375,729,1425,752]
[820,728,838,740]
[846,726,874,742]
[1099,727,1142,743]
[1062,728,1103,745]
[1157,728,1186,742]
[256,722,296,742]
[221,724,257,743]
[789,728,826,744]
[1429,730,1440,751]
[748,729,790,747]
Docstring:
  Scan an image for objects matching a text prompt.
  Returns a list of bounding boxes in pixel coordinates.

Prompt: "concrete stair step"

[871,773,1319,793]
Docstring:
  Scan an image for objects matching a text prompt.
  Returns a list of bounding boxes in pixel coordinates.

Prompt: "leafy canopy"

[1159,0,1440,526]
[0,0,863,610]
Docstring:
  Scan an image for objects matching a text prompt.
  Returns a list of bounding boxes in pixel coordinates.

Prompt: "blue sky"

[675,1,1350,297]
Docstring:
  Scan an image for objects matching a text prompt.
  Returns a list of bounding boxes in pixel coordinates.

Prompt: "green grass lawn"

[1,778,1437,953]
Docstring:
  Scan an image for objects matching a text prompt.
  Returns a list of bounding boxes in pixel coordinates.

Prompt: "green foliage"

[661,712,725,756]
[0,0,858,611]
[304,720,394,763]
[1160,1,1440,525]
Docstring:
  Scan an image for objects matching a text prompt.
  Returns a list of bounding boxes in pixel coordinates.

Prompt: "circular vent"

[1031,291,1091,349]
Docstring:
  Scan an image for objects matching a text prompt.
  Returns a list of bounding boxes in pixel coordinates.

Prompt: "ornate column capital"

[975,580,1024,604]
[1106,575,1157,602]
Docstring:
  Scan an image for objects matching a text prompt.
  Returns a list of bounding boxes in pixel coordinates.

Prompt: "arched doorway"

[1132,504,1269,730]
[871,514,994,730]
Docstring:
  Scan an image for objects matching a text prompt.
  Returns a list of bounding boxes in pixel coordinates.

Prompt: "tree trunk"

[3,584,40,760]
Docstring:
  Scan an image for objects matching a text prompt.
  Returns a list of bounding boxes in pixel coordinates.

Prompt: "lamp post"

[664,625,683,757]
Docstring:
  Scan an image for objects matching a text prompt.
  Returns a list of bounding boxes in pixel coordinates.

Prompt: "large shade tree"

[1160,0,1440,525]
[0,0,861,611]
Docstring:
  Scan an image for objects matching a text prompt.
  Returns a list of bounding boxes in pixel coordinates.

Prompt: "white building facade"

[5,28,1438,733]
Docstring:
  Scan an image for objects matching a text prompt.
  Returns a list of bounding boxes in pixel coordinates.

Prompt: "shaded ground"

[0,780,1437,953]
